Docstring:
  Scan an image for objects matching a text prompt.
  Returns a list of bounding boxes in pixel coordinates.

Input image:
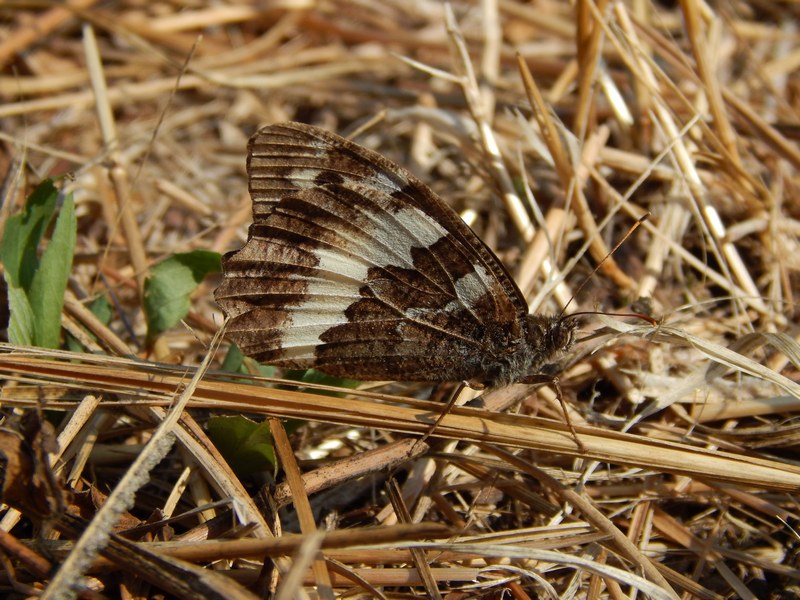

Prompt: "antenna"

[561,213,650,317]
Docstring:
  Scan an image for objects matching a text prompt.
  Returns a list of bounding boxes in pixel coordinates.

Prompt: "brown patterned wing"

[215,122,542,385]
[245,122,530,313]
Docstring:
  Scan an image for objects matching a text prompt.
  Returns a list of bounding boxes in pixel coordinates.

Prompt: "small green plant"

[207,415,278,476]
[66,295,112,353]
[143,250,221,341]
[1,179,76,348]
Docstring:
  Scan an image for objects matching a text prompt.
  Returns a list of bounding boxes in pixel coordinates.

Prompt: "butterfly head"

[528,313,578,353]
[519,313,579,377]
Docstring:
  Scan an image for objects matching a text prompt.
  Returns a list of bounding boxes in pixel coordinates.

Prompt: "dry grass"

[1,1,799,598]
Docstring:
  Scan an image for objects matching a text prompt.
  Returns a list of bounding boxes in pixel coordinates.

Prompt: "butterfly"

[214,122,577,388]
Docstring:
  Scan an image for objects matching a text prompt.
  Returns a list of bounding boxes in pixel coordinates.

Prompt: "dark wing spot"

[390,183,419,200]
[314,170,345,186]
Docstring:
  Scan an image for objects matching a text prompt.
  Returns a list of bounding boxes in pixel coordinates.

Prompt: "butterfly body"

[215,122,577,387]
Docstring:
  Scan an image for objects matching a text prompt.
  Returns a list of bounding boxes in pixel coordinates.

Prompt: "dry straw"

[1,1,798,598]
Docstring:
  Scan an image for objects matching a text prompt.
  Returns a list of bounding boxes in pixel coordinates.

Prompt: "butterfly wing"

[245,122,529,311]
[215,122,534,384]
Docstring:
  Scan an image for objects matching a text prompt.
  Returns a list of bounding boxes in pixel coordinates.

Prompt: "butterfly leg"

[520,374,587,454]
[412,381,470,452]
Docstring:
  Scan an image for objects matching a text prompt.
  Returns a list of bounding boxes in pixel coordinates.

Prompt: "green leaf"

[249,359,277,378]
[220,344,277,378]
[283,368,361,395]
[0,179,59,290]
[28,195,76,348]
[207,415,276,477]
[89,295,113,325]
[1,180,76,348]
[6,286,34,346]
[220,344,245,372]
[67,295,113,352]
[144,250,221,339]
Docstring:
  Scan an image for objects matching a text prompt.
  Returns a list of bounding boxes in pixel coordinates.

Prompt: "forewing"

[216,122,530,382]
[247,123,529,309]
